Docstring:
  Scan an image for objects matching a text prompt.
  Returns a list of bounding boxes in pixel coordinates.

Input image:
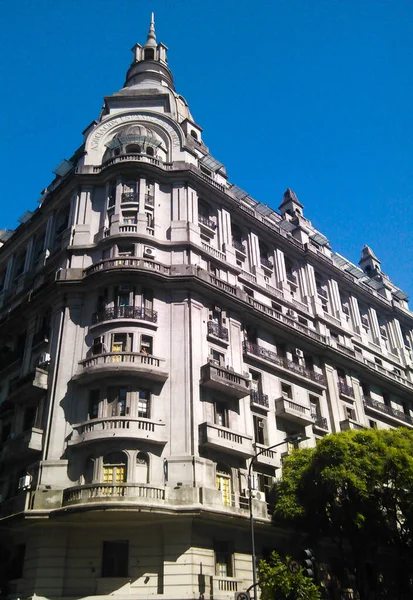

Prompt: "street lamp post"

[248,433,308,600]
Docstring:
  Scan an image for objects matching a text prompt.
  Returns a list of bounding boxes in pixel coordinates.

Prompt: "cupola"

[124,13,174,90]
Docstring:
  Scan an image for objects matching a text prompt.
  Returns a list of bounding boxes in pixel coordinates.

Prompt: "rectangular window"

[89,390,100,419]
[209,348,225,366]
[138,390,150,418]
[250,371,261,393]
[215,402,228,428]
[345,406,356,420]
[108,388,128,417]
[102,541,129,578]
[253,415,266,445]
[140,335,153,355]
[309,395,320,419]
[142,288,153,312]
[111,333,131,353]
[92,336,105,355]
[214,542,233,577]
[118,244,134,256]
[281,383,292,399]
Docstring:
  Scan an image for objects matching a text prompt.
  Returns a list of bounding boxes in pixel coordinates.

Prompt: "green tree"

[273,428,413,599]
[258,551,321,600]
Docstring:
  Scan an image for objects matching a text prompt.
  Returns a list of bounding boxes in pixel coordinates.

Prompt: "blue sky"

[1,0,413,296]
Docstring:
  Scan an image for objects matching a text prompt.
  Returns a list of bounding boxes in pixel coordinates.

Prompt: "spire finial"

[146,12,156,44]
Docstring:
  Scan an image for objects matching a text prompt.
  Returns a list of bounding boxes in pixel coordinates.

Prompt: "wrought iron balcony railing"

[92,306,158,324]
[338,381,355,398]
[250,390,269,408]
[207,321,229,341]
[198,214,217,230]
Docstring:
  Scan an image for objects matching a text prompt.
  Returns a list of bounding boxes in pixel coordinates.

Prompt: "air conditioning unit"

[143,246,156,258]
[294,349,304,358]
[39,352,51,365]
[18,474,32,491]
[246,489,264,501]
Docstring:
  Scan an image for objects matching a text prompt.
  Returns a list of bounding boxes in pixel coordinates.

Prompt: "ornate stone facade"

[0,15,412,600]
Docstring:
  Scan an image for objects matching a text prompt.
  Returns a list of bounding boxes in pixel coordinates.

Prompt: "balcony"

[92,306,158,325]
[363,359,413,392]
[207,321,229,341]
[74,352,168,383]
[144,193,154,206]
[83,258,171,278]
[338,381,355,399]
[275,397,314,425]
[212,577,243,598]
[363,396,413,427]
[247,297,326,344]
[260,257,273,270]
[199,422,254,457]
[243,342,326,387]
[8,367,48,403]
[200,363,250,398]
[0,428,43,462]
[198,214,217,233]
[250,390,269,410]
[286,273,297,285]
[62,483,166,508]
[121,191,139,204]
[340,418,364,431]
[312,415,329,432]
[69,417,167,446]
[232,239,246,255]
[253,442,278,467]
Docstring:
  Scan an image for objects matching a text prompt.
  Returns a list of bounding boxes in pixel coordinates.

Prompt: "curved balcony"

[73,352,168,383]
[69,417,167,446]
[62,483,166,508]
[92,306,157,325]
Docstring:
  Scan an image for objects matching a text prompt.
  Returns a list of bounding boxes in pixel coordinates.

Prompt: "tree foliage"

[273,428,413,598]
[258,551,321,600]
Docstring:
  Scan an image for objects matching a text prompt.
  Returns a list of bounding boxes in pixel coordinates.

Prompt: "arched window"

[136,452,149,484]
[125,144,141,154]
[190,130,198,140]
[144,48,155,60]
[216,464,232,506]
[103,452,127,484]
[146,146,154,157]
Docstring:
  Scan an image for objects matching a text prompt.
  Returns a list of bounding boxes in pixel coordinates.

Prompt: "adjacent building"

[1,15,412,600]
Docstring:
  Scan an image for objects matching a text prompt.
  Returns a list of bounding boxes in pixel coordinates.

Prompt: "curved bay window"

[216,464,232,507]
[103,452,127,485]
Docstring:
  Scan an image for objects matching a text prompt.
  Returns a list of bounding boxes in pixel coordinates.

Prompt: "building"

[1,14,413,600]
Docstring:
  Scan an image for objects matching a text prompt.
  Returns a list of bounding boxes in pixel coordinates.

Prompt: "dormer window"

[190,130,198,140]
[144,48,155,60]
[146,146,154,157]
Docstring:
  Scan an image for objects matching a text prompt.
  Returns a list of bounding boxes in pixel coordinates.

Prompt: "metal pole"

[248,434,307,600]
